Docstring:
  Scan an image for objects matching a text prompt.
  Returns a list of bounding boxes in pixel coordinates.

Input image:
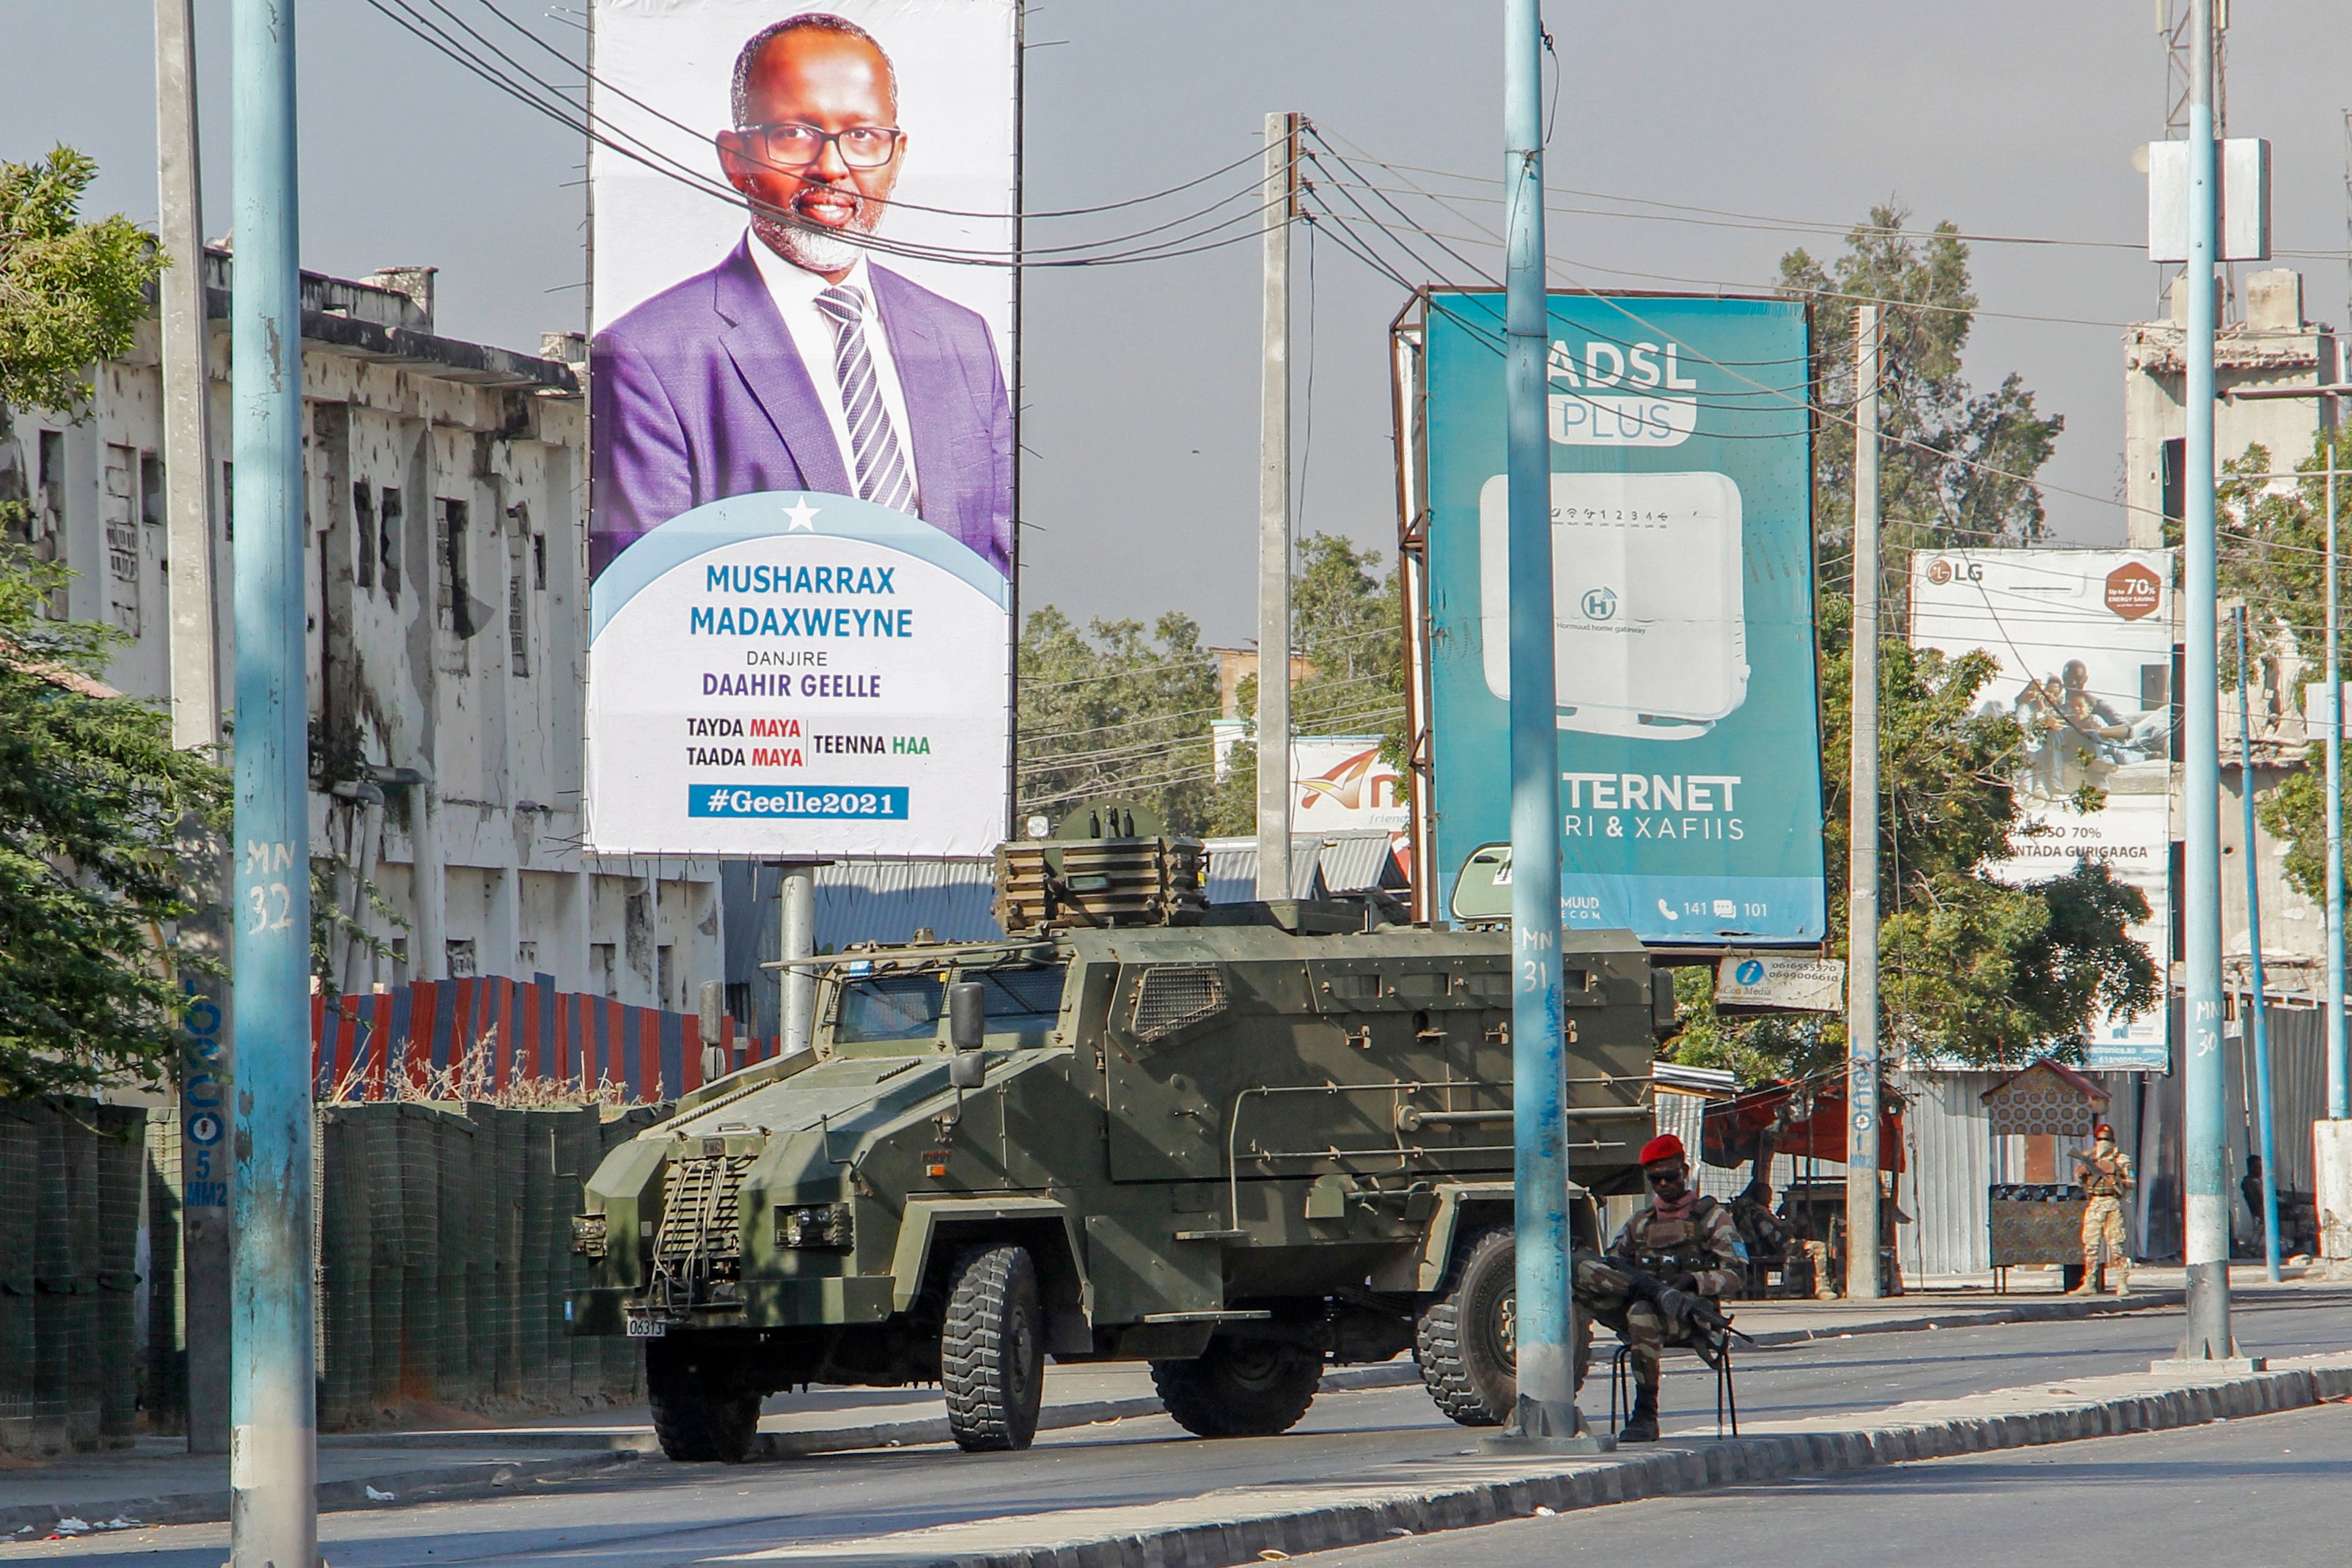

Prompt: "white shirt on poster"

[746,235,924,512]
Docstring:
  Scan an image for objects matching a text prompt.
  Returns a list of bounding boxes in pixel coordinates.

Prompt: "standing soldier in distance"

[2072,1122,2134,1296]
[1581,1133,1744,1441]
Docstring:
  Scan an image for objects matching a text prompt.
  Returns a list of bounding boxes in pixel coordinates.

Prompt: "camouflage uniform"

[2075,1142,2134,1295]
[1571,1195,1745,1398]
[1796,1238,1838,1300]
[1727,1190,1788,1287]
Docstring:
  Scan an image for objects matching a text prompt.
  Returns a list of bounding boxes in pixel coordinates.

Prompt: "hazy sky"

[6,1,2349,645]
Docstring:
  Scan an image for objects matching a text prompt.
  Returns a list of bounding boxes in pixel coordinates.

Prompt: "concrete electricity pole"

[2328,400,2347,1120]
[1845,304,1884,1301]
[1490,0,1590,1451]
[2217,385,2349,1116]
[779,863,818,1056]
[2235,606,2281,1281]
[1254,111,1301,902]
[229,0,318,1562]
[2177,0,2235,1364]
[154,0,233,1457]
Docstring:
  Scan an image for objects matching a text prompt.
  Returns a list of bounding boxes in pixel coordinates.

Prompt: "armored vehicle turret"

[570,820,1672,1459]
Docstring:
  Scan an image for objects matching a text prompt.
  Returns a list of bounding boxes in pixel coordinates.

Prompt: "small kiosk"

[1981,1059,2109,1291]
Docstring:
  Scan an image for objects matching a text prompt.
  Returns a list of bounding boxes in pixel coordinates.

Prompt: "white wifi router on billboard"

[1477,471,1748,740]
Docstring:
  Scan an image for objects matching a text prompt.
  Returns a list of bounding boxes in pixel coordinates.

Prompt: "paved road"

[15,1289,2348,1568]
[1296,1385,2352,1567]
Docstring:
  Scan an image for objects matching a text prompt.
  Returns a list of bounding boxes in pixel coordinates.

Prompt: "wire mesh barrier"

[0,1095,670,1451]
[310,973,787,1105]
[0,1103,147,1456]
[311,1100,666,1429]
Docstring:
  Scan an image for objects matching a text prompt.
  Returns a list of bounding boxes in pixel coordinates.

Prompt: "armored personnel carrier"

[570,815,1671,1459]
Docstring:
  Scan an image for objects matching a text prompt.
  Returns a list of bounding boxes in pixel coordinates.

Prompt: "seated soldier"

[1778,1193,1840,1301]
[1729,1179,1790,1293]
[1573,1133,1745,1442]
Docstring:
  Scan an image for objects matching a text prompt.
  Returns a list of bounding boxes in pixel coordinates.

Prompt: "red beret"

[1638,1133,1686,1166]
[2093,1122,2114,1138]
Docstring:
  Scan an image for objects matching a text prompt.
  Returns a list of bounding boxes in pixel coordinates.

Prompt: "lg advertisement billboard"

[1406,291,1826,945]
[584,1,1016,857]
[1911,549,2175,1071]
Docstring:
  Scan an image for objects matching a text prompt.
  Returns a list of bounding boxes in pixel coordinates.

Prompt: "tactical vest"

[2081,1148,2128,1199]
[1625,1195,1724,1276]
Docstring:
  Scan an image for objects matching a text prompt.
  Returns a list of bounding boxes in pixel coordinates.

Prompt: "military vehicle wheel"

[1150,1337,1321,1438]
[943,1245,1046,1451]
[1416,1225,1515,1426]
[646,1340,760,1462]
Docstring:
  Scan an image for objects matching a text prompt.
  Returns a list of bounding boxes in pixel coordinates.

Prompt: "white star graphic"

[782,498,820,532]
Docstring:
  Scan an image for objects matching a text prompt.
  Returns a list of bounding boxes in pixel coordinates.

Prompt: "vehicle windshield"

[835,974,944,1042]
[968,965,1067,1033]
[831,962,1067,1043]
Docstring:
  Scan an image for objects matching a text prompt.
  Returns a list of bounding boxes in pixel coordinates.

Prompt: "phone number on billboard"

[688,786,911,819]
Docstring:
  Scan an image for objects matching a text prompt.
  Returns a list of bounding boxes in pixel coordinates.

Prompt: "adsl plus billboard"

[1405,291,1824,944]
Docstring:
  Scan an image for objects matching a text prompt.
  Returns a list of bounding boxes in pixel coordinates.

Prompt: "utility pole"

[1254,111,1300,902]
[155,0,232,1457]
[779,862,818,1056]
[1845,304,1883,1301]
[229,0,317,1561]
[2326,394,2347,1121]
[1489,0,1590,1452]
[2235,606,2280,1281]
[2177,0,2234,1365]
[2217,387,2349,1114]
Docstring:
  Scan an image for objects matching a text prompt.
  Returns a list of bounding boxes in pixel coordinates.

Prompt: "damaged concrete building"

[0,252,724,1007]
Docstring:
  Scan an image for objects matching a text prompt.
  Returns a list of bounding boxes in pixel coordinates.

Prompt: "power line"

[1312,175,2167,535]
[1312,131,2350,262]
[362,0,1289,271]
[463,0,1274,225]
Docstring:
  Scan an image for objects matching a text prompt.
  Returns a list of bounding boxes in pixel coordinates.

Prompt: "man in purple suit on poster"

[589,12,1013,581]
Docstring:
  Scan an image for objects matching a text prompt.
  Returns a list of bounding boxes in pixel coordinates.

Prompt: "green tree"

[1208,533,1409,836]
[1669,597,2158,1082]
[1015,606,1221,835]
[0,147,218,1100]
[2204,428,2352,910]
[1779,205,2063,624]
[0,550,228,1100]
[1665,209,2142,1085]
[0,147,160,416]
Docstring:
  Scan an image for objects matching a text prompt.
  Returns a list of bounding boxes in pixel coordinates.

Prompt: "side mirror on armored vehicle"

[1652,968,1679,1038]
[949,982,985,1049]
[948,982,986,1086]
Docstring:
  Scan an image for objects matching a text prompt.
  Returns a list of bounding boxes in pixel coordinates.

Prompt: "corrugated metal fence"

[309,973,788,1104]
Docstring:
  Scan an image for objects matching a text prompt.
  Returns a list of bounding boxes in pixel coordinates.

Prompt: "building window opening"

[379,485,402,602]
[353,480,376,589]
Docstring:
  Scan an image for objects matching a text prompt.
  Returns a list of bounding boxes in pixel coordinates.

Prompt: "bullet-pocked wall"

[0,252,724,1006]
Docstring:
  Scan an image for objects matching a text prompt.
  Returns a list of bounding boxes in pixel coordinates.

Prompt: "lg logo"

[1581,586,1618,621]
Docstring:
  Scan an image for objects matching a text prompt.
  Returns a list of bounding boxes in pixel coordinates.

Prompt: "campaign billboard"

[585,0,1016,856]
[1415,291,1824,944]
[1909,549,2174,1070]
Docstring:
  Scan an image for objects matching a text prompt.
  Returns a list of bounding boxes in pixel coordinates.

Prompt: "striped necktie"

[814,284,917,515]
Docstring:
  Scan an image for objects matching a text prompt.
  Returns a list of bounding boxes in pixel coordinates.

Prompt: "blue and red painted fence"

[309,973,787,1103]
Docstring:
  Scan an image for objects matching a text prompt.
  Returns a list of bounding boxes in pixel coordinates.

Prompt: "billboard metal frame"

[1390,286,1827,955]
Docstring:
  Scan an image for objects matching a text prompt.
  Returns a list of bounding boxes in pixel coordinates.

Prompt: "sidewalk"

[740,1347,2352,1567]
[0,1273,2241,1537]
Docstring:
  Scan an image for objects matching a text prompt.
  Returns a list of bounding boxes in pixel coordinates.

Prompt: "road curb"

[0,1292,2191,1536]
[721,1353,2352,1567]
[0,1451,640,1539]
